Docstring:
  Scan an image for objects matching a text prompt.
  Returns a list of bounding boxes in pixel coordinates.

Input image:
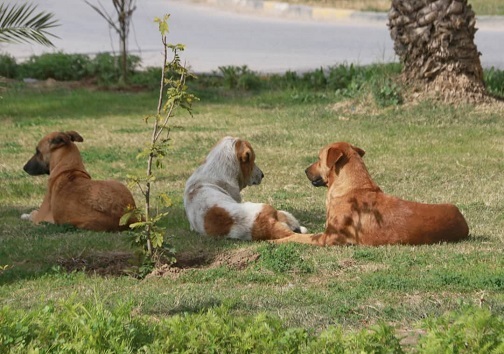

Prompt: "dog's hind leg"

[277,210,308,234]
[251,205,310,241]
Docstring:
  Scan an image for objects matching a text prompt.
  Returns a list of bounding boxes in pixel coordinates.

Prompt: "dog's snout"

[23,156,49,176]
[261,171,265,179]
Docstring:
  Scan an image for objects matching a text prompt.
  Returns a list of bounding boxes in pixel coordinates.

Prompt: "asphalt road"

[1,0,503,73]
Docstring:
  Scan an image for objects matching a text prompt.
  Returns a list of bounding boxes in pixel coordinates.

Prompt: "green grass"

[0,72,503,351]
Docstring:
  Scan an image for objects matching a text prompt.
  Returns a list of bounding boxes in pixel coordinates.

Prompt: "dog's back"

[185,182,264,239]
[331,189,469,246]
[51,175,136,231]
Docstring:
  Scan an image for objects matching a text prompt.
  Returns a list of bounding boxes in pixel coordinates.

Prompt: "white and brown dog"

[22,130,137,232]
[184,136,308,241]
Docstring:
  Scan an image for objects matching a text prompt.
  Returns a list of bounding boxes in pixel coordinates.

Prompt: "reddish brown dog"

[22,131,136,232]
[275,142,469,246]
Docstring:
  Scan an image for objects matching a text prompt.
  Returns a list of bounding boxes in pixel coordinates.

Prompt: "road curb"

[205,0,388,22]
[203,0,503,26]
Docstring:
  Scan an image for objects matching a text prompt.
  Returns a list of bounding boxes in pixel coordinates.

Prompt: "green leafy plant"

[218,65,262,90]
[130,67,163,89]
[327,63,356,91]
[346,323,405,354]
[0,2,59,46]
[122,14,197,260]
[12,51,141,83]
[3,299,501,353]
[18,52,90,81]
[372,77,403,107]
[86,52,141,85]
[485,66,504,96]
[302,67,327,90]
[417,306,504,353]
[218,65,240,89]
[0,53,17,78]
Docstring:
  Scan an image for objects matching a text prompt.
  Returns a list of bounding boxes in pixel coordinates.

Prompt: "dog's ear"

[241,150,251,163]
[235,139,253,163]
[351,145,365,157]
[66,131,84,143]
[50,132,71,150]
[326,147,344,168]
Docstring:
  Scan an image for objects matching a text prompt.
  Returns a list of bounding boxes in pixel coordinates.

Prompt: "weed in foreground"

[1,299,501,353]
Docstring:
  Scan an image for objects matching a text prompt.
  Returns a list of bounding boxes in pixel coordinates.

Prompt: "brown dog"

[275,142,469,246]
[22,131,136,232]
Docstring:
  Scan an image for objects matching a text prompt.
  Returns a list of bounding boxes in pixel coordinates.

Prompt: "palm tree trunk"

[388,0,487,101]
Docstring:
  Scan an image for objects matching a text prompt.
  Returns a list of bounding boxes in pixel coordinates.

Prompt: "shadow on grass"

[0,204,253,285]
[0,206,138,285]
[285,206,326,234]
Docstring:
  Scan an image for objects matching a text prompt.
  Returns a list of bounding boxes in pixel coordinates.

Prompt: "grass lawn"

[0,76,503,351]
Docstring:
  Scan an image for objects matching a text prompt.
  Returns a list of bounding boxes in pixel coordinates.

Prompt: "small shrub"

[219,65,240,89]
[302,67,327,90]
[237,70,262,90]
[87,52,141,84]
[130,67,163,89]
[269,70,300,90]
[218,65,261,90]
[372,77,403,107]
[123,15,197,259]
[8,52,141,84]
[141,306,313,353]
[0,53,18,78]
[86,52,120,84]
[327,63,356,91]
[17,52,91,80]
[0,299,153,353]
[485,67,504,96]
[418,306,504,353]
[346,323,405,354]
[1,299,502,352]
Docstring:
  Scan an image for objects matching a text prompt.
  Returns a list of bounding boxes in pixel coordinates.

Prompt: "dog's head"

[305,142,365,187]
[234,138,264,189]
[23,131,84,175]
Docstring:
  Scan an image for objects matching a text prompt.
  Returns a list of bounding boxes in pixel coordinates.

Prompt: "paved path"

[1,0,503,73]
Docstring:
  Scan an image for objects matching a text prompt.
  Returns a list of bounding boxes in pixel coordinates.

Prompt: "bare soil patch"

[57,247,260,278]
[149,248,260,279]
[57,251,135,276]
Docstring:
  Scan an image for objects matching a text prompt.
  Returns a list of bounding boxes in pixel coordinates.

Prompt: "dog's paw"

[20,213,32,221]
[299,226,308,234]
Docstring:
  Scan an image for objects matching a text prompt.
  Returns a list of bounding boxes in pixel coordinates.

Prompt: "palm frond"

[0,2,59,47]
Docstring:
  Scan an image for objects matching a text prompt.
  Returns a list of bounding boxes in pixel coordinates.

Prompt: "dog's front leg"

[21,193,54,224]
